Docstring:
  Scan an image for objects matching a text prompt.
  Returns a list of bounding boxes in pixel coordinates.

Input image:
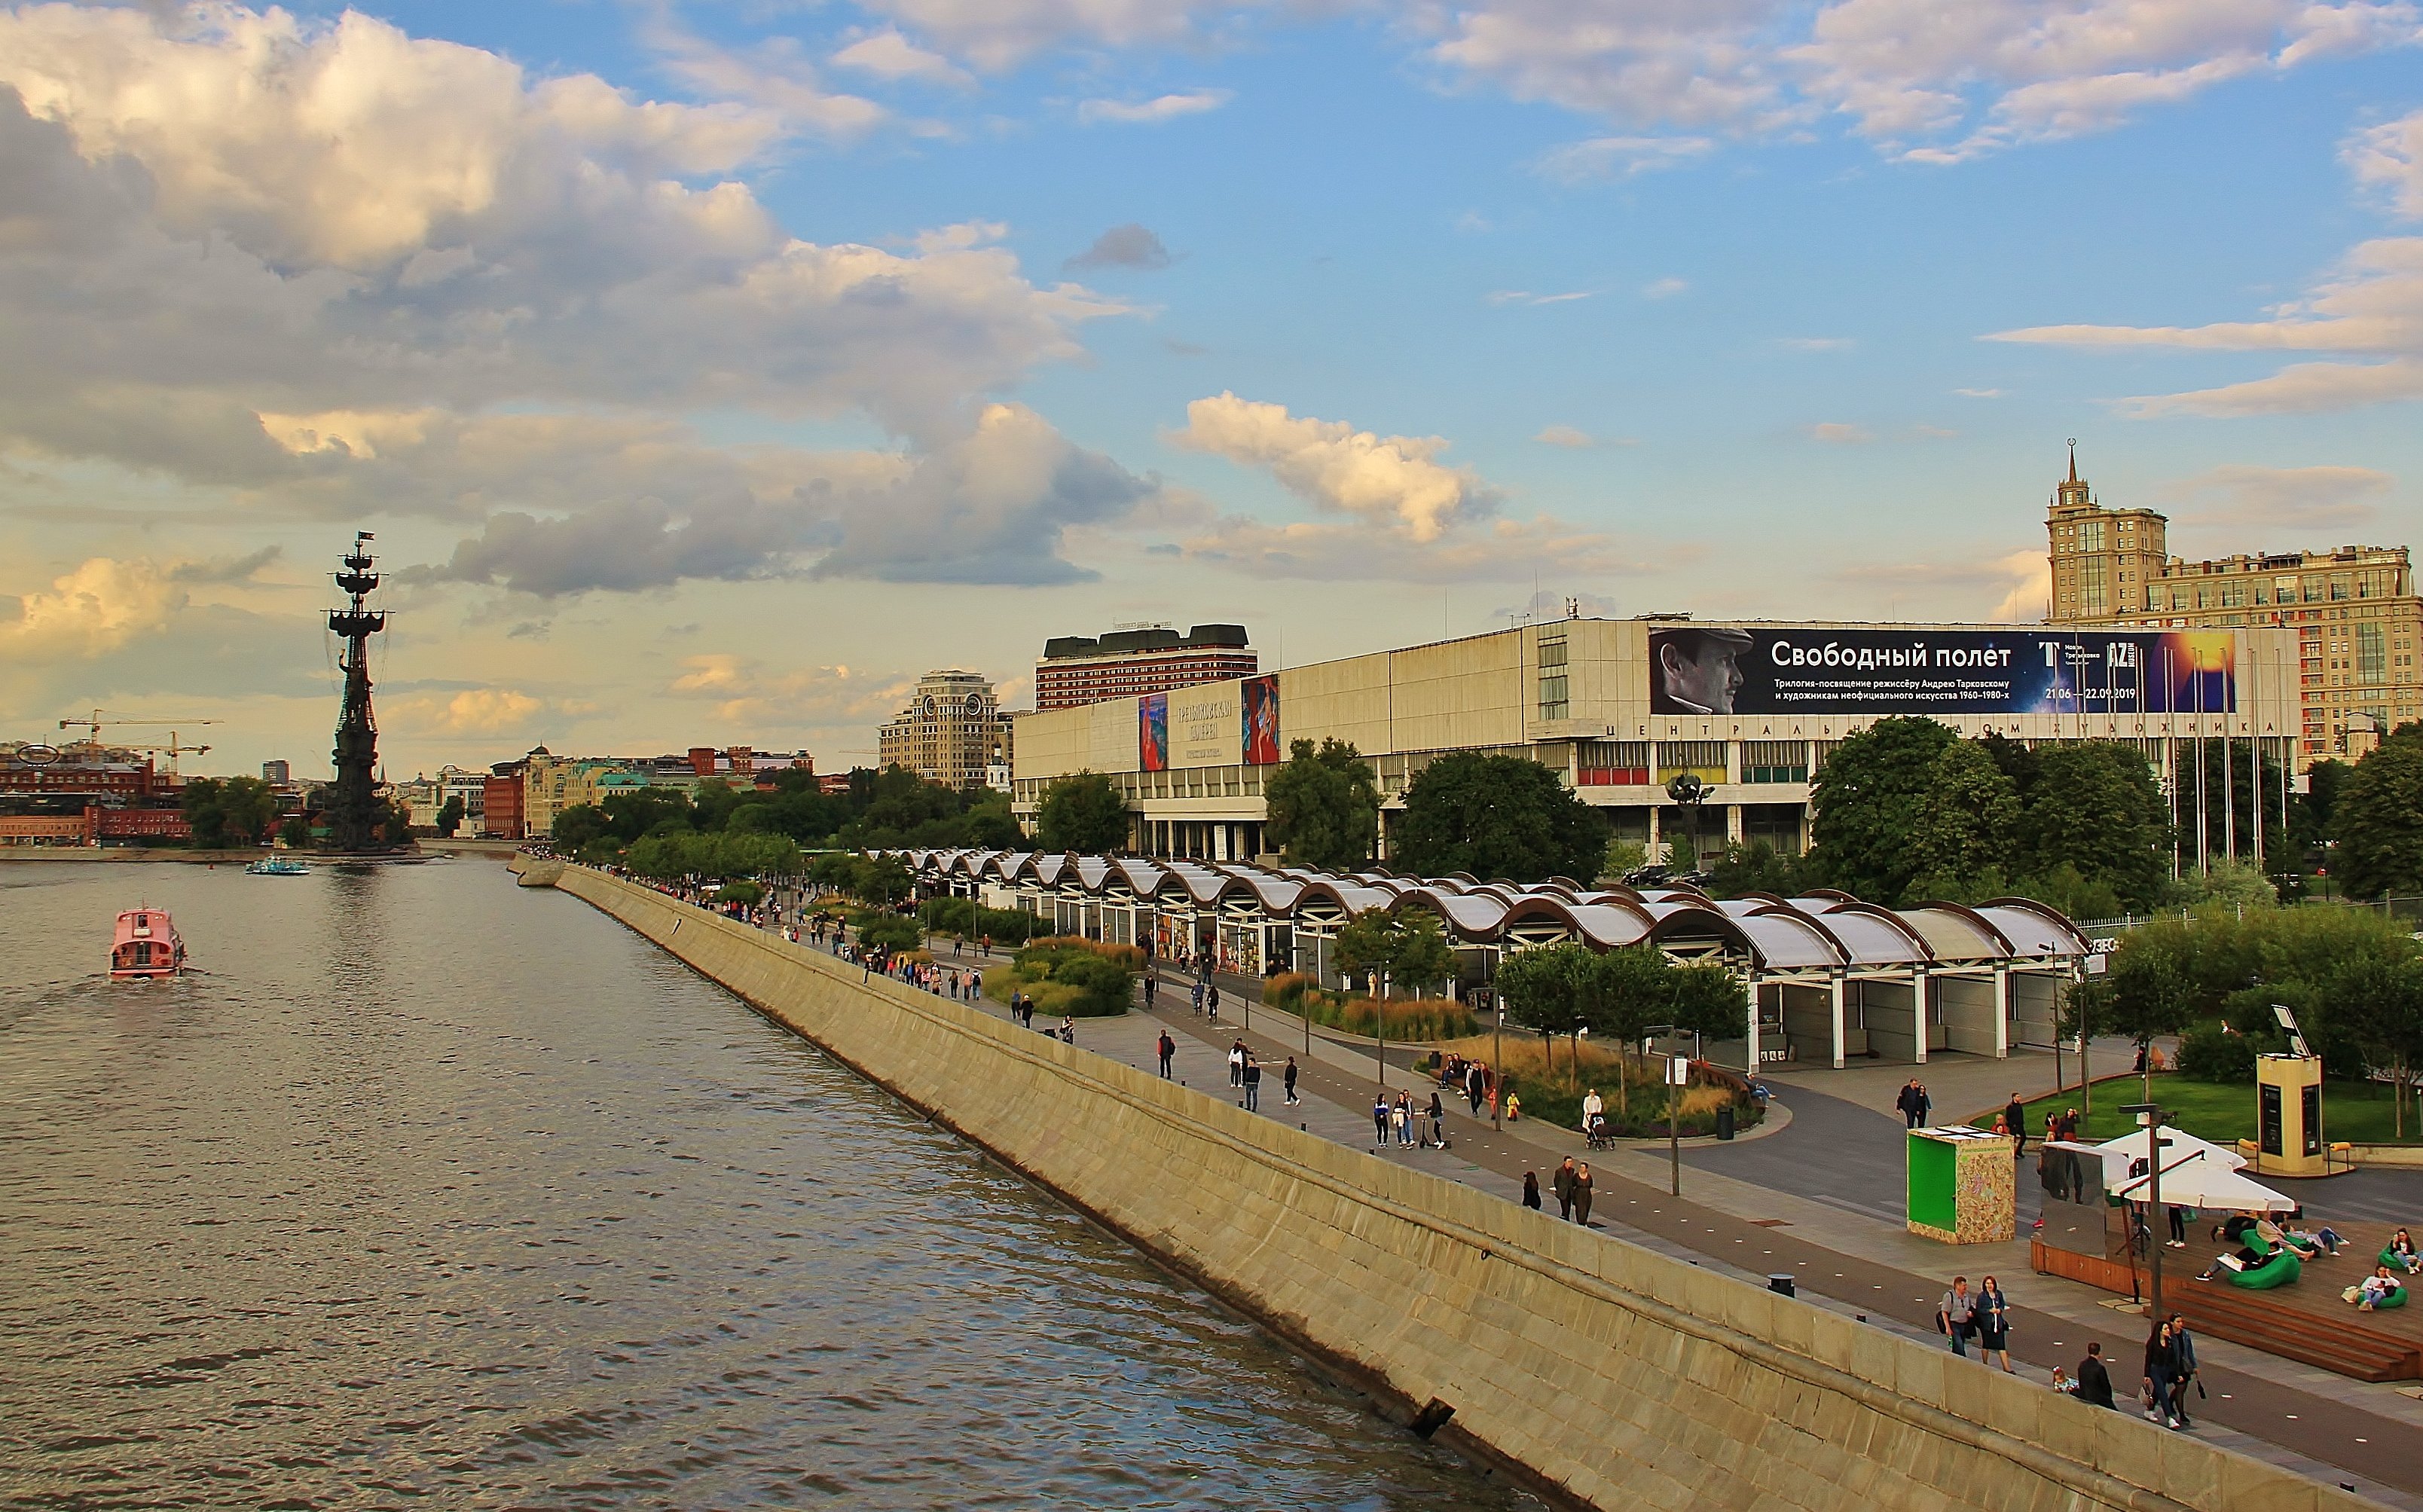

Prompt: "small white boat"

[245,857,310,875]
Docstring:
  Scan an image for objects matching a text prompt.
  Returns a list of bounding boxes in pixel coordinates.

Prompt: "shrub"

[854,914,923,953]
[1264,973,1318,1011]
[1004,939,1136,1016]
[915,897,1045,945]
[1296,991,1477,1042]
[714,880,764,906]
[2177,1020,2258,1084]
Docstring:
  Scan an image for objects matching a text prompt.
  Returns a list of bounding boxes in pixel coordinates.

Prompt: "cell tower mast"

[326,532,389,851]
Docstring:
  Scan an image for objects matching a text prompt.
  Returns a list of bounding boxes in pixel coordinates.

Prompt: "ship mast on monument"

[325,531,390,852]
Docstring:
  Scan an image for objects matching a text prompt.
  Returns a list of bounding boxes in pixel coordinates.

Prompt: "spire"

[2067,437,2078,484]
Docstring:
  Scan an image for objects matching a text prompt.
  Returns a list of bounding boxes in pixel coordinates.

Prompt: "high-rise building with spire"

[2045,444,2422,759]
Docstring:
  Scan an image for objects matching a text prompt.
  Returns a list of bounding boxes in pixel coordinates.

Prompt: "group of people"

[1224,1041,1300,1110]
[1372,1089,1448,1148]
[2045,1317,2201,1431]
[1001,991,1076,1043]
[1433,1052,1508,1120]
[1526,1157,1594,1224]
[2194,1209,2349,1278]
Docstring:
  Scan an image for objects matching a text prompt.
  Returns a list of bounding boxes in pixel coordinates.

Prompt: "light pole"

[1486,986,1503,1131]
[1648,1022,1683,1197]
[2123,1101,2169,1323]
[1665,772,1707,872]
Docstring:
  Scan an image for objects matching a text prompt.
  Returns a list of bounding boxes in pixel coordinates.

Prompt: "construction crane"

[56,711,224,778]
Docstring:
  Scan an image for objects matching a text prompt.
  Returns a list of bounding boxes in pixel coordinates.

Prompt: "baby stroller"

[1584,1113,1618,1150]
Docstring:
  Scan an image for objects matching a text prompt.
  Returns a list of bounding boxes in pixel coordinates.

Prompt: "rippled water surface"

[2,860,1535,1510]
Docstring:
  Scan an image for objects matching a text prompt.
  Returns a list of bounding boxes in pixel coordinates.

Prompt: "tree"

[1393,753,1606,883]
[2331,948,2423,1137]
[278,816,311,850]
[851,855,915,908]
[1906,741,2021,897]
[435,796,466,838]
[1036,771,1129,853]
[1807,716,1958,903]
[2105,926,2198,1100]
[600,787,693,843]
[552,804,612,851]
[1496,943,1590,1082]
[1704,839,1804,900]
[1392,912,1455,997]
[181,775,279,848]
[1331,911,1404,994]
[2020,742,2171,911]
[1669,961,1750,1045]
[1581,946,1672,1113]
[1602,838,1648,883]
[2333,729,2423,900]
[1263,738,1381,869]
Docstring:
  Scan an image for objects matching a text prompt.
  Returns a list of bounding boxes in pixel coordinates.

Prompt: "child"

[2049,1367,2076,1394]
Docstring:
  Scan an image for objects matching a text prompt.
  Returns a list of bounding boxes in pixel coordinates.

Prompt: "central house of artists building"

[1009,613,2302,867]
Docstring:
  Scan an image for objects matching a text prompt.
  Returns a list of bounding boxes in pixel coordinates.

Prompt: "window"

[1741,741,1809,784]
[1656,741,1727,781]
[1537,674,1569,722]
[2082,519,2106,551]
[1575,741,1650,786]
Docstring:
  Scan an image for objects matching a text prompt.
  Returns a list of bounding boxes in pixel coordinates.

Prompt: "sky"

[2,0,2421,780]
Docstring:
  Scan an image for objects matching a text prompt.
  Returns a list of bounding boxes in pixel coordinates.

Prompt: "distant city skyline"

[2,0,2419,777]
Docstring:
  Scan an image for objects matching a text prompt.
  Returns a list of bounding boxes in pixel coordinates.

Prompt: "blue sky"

[1,1,2418,774]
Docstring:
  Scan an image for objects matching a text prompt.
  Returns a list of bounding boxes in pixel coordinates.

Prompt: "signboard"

[1138,693,1169,773]
[1241,675,1281,765]
[1647,625,2236,716]
[1171,684,1239,767]
[14,743,61,766]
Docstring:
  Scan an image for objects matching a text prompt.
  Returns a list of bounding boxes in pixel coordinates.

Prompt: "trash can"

[1768,1273,1795,1298]
[1716,1104,1736,1141]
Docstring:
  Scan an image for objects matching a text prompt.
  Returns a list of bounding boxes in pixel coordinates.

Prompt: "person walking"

[2166,1314,2198,1426]
[1373,1093,1392,1146]
[1522,1171,1542,1210]
[1975,1276,2015,1373]
[1228,1041,1245,1088]
[1058,1016,1074,1044]
[1426,1091,1446,1148]
[1282,1056,1300,1105]
[1937,1276,1976,1358]
[1243,1056,1263,1112]
[2142,1321,2183,1429]
[1896,1080,1926,1129]
[1207,984,1221,1022]
[1157,1031,1176,1078]
[2076,1342,2116,1409]
[1191,980,1205,1016]
[2003,1094,2027,1156]
[1553,1156,1577,1220]
[1144,973,1158,1008]
[1465,1062,1485,1115]
[1570,1162,1595,1226]
[1395,1092,1416,1147]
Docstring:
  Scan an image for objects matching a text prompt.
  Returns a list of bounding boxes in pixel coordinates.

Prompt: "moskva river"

[2,859,1535,1510]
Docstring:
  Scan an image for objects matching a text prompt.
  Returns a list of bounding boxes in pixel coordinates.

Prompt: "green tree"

[2331,948,2423,1138]
[1392,912,1455,997]
[2333,728,2423,900]
[435,796,466,838]
[1036,771,1129,853]
[1907,741,2022,897]
[958,792,1025,848]
[851,855,915,907]
[1393,752,1606,883]
[2106,926,2198,1100]
[1705,839,1804,899]
[1602,838,1648,883]
[1669,960,1750,1045]
[552,803,612,851]
[1497,942,1591,1083]
[182,775,279,848]
[601,787,693,842]
[277,815,311,850]
[1807,716,1959,903]
[2020,741,2171,911]
[1331,911,1404,994]
[1580,945,1672,1113]
[1263,738,1381,869]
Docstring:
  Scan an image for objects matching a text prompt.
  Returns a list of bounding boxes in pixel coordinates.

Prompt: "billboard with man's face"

[1647,626,2235,716]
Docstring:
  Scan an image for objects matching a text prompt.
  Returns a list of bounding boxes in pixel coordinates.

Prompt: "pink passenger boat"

[109,908,185,980]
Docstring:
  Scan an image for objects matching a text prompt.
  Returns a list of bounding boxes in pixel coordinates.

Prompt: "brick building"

[1034,625,1255,711]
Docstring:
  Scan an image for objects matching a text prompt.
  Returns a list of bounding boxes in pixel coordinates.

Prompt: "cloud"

[1535,134,1716,182]
[1829,549,2049,622]
[2159,463,2394,530]
[1491,588,1625,622]
[638,13,890,139]
[853,0,1239,72]
[1953,386,2006,398]
[1066,223,1174,270]
[1988,237,2423,416]
[1174,512,1655,582]
[668,654,914,726]
[1808,421,1875,442]
[168,545,283,584]
[1486,289,1594,306]
[1781,336,1855,351]
[829,29,976,88]
[2348,106,2423,220]
[1078,89,1233,125]
[1171,393,1500,542]
[0,555,188,660]
[413,404,1160,594]
[0,4,1124,486]
[388,687,547,735]
[1419,1,2418,163]
[1533,424,1597,447]
[1641,276,1688,298]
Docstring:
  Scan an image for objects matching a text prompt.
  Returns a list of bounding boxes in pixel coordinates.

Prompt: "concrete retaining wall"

[535,860,2356,1512]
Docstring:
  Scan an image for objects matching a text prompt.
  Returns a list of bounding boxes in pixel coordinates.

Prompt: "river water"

[1,859,1535,1510]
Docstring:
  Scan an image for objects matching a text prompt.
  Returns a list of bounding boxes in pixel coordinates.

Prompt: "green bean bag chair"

[2379,1246,2420,1274]
[2228,1235,2302,1291]
[2363,1282,2409,1310]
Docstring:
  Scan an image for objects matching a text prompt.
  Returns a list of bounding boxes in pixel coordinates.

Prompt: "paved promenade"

[906,939,2423,1507]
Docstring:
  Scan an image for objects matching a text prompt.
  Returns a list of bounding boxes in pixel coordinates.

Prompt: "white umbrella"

[2110,1151,2296,1212]
[2095,1126,2247,1174]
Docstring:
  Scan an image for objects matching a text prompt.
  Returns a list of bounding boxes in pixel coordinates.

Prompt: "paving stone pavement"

[903,940,2423,1506]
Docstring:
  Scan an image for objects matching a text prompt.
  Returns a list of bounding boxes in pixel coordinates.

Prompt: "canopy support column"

[1829,971,1847,1070]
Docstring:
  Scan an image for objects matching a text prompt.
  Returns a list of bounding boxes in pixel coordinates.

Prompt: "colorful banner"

[1172,686,1240,766]
[1647,626,2238,716]
[1241,675,1281,765]
[1139,692,1169,772]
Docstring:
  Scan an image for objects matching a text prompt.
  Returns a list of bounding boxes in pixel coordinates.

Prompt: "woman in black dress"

[1974,1275,2014,1373]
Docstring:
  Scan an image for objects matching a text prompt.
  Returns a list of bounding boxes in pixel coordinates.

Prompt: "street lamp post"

[1648,1022,1683,1196]
[2123,1101,2169,1324]
[1664,773,1707,871]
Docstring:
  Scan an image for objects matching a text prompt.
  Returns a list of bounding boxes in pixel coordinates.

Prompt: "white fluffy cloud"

[1171,393,1498,542]
[2159,463,2394,529]
[1989,237,2423,414]
[669,655,915,726]
[2348,105,2423,218]
[1077,88,1233,124]
[0,555,189,660]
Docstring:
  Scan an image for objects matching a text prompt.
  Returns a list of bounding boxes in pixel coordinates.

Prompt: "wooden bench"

[2170,1281,2423,1382]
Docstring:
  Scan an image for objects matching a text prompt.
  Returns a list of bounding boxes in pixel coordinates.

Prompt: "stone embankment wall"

[529,859,2355,1512]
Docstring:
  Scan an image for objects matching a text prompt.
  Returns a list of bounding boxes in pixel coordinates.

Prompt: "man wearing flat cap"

[1652,625,1751,714]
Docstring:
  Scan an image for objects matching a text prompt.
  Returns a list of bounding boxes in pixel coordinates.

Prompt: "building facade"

[878,671,1011,789]
[1010,615,2300,868]
[1034,624,1255,711]
[2045,449,2422,758]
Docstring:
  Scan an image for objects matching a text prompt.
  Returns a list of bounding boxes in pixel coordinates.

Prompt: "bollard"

[1768,1273,1795,1298]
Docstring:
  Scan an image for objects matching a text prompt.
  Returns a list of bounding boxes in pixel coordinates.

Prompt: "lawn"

[1997,1074,2423,1147]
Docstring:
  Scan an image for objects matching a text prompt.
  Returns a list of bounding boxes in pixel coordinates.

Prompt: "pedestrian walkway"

[915,939,2423,1504]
